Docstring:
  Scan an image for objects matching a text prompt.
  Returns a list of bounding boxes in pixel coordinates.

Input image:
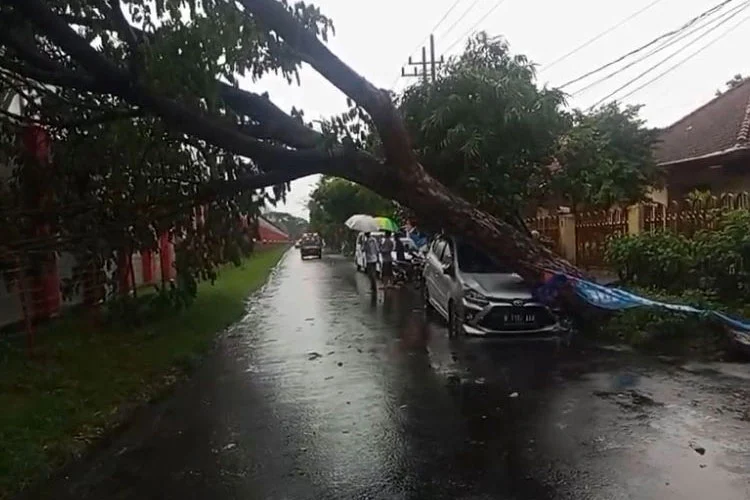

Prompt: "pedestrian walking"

[380,230,395,288]
[363,232,379,292]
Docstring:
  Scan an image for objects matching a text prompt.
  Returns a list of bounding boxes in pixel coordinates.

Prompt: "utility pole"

[400,34,444,83]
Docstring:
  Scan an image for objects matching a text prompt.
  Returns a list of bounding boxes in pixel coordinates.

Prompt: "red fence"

[575,209,629,268]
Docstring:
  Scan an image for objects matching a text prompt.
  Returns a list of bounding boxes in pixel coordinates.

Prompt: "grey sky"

[244,0,750,218]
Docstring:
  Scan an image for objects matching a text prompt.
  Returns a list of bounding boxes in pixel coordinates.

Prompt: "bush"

[600,288,727,355]
[693,210,750,301]
[605,231,696,291]
[606,209,750,300]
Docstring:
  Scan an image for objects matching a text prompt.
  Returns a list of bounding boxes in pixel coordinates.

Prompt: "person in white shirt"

[379,231,395,288]
[363,232,380,292]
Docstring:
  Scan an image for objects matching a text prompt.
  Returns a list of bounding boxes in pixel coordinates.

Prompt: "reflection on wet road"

[34,252,750,499]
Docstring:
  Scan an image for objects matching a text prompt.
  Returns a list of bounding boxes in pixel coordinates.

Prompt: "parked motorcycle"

[392,251,425,288]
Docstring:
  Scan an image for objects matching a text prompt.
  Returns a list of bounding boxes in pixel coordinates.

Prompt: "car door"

[425,238,448,315]
[433,239,455,312]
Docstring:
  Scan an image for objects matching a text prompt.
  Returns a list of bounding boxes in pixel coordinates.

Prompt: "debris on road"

[690,442,706,455]
[307,352,322,361]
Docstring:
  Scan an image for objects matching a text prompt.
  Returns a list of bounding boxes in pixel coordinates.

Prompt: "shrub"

[600,287,727,355]
[693,210,750,301]
[606,209,750,300]
[605,231,696,291]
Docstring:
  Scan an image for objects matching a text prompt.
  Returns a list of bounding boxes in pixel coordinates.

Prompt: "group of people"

[361,230,407,291]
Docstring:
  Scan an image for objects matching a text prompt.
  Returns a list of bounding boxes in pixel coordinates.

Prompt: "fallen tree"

[0,0,583,284]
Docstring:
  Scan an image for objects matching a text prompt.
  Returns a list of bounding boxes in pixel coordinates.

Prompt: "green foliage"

[0,246,286,499]
[263,211,309,240]
[605,231,695,291]
[0,0,334,306]
[397,35,659,218]
[607,210,750,301]
[550,103,662,209]
[693,210,750,300]
[602,288,726,355]
[398,34,567,216]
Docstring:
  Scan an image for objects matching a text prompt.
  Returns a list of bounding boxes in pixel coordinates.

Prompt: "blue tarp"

[536,273,750,343]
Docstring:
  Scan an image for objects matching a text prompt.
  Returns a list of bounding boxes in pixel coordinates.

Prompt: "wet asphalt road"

[31,252,750,499]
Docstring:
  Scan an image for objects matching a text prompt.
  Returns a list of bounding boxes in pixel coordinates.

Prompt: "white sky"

[241,0,750,218]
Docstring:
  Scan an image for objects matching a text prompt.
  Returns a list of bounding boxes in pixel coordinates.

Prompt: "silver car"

[422,235,571,341]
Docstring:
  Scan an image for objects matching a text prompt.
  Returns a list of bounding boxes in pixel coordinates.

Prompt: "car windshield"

[301,235,321,245]
[456,242,510,273]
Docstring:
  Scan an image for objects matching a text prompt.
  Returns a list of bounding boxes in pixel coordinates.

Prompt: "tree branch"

[9,5,326,155]
[218,83,321,149]
[104,0,139,49]
[7,0,320,170]
[8,0,129,88]
[238,0,416,167]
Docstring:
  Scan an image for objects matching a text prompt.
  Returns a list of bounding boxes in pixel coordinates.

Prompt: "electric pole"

[400,34,444,83]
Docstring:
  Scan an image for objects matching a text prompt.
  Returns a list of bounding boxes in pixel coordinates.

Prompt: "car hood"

[461,272,533,300]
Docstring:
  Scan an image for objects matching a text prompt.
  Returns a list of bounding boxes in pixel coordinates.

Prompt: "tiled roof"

[654,78,750,165]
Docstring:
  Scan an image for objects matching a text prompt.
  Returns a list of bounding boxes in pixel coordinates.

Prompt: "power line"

[443,0,509,54]
[586,2,750,108]
[609,11,750,105]
[389,0,467,89]
[571,0,750,97]
[404,0,465,61]
[541,0,668,73]
[559,0,737,89]
[439,0,484,41]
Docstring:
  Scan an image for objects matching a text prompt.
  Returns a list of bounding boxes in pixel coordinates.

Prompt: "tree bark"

[341,161,582,284]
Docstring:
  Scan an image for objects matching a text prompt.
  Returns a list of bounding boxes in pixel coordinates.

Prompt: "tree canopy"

[263,211,308,240]
[398,34,567,218]
[308,176,395,247]
[0,0,589,291]
[549,103,661,210]
[397,35,660,217]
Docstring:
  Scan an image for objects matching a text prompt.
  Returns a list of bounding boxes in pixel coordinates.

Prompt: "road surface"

[29,252,750,499]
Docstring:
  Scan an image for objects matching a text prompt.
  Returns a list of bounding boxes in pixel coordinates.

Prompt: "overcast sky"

[243,0,750,218]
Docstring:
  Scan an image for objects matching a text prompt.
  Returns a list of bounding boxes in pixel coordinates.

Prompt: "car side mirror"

[443,264,454,276]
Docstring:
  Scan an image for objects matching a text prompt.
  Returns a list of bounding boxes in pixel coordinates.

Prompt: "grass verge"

[0,245,287,499]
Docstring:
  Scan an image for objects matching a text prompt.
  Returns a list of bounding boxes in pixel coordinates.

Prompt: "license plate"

[503,311,536,324]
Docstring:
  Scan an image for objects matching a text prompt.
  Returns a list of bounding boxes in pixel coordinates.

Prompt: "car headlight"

[463,288,489,306]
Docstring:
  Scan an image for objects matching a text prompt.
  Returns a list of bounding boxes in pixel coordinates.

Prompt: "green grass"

[0,245,287,499]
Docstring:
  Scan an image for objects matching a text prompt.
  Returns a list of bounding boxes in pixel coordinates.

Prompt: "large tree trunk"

[342,161,582,285]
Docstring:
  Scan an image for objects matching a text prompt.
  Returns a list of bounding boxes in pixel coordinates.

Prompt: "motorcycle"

[391,251,425,288]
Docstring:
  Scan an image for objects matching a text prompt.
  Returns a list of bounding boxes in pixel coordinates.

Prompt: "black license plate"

[503,311,536,325]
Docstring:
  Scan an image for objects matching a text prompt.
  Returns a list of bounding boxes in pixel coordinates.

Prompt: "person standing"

[363,232,380,292]
[380,231,395,288]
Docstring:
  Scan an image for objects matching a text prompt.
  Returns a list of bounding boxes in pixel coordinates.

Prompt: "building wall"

[257,217,289,242]
[665,160,750,200]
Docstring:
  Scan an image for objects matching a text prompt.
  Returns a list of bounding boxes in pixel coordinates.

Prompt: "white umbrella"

[344,214,379,232]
